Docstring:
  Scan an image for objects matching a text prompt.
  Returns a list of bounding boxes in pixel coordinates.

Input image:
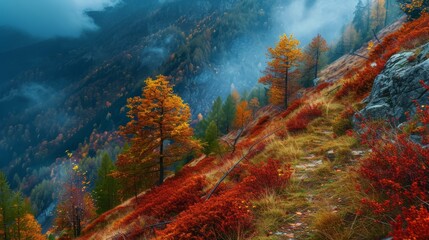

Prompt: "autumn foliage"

[249,115,270,137]
[157,159,291,239]
[115,176,206,228]
[280,98,304,118]
[301,34,329,86]
[116,75,201,189]
[286,103,323,132]
[398,0,429,19]
[259,34,303,107]
[234,100,252,129]
[336,14,429,99]
[357,91,429,238]
[392,207,429,239]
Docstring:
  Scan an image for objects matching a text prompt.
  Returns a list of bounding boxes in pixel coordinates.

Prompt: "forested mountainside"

[1,0,429,239]
[0,0,271,173]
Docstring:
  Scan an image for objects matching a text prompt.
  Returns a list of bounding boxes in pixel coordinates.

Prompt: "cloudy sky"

[0,0,121,38]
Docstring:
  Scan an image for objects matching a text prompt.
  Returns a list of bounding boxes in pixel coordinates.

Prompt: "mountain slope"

[0,0,273,182]
[76,16,429,239]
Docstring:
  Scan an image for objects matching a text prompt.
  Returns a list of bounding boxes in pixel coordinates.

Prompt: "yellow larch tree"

[119,75,201,185]
[20,214,46,240]
[259,34,302,108]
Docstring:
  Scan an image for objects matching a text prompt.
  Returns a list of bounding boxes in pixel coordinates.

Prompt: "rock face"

[357,43,429,124]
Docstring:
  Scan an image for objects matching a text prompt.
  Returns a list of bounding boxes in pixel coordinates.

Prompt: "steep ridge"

[76,16,429,239]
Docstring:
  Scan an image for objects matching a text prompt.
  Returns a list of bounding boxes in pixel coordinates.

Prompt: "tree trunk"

[284,67,289,108]
[2,208,8,240]
[75,206,81,237]
[159,140,164,185]
[16,206,21,240]
[314,48,320,80]
[384,0,389,26]
[366,0,371,37]
[133,175,138,204]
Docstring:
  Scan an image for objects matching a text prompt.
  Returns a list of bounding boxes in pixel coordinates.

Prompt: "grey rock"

[313,78,321,86]
[326,150,335,161]
[356,43,429,125]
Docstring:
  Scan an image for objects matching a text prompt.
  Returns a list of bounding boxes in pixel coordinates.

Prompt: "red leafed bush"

[286,103,323,132]
[247,158,292,193]
[157,159,292,239]
[336,14,429,99]
[250,115,271,137]
[314,82,333,93]
[281,98,304,118]
[245,142,267,160]
[392,206,429,239]
[83,206,127,233]
[359,135,429,215]
[156,194,254,240]
[116,176,206,228]
[357,100,429,237]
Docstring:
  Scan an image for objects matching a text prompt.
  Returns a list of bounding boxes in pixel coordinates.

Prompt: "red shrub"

[286,103,323,132]
[247,158,292,193]
[276,129,288,138]
[250,115,271,137]
[157,159,292,239]
[392,206,429,239]
[245,142,267,160]
[116,176,206,227]
[83,206,127,233]
[314,82,333,93]
[281,98,304,118]
[359,135,429,215]
[156,194,254,240]
[357,100,429,237]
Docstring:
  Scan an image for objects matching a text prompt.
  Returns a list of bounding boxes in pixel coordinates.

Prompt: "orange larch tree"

[119,75,201,185]
[20,214,46,240]
[304,34,329,81]
[249,97,260,117]
[259,34,302,108]
[234,100,252,129]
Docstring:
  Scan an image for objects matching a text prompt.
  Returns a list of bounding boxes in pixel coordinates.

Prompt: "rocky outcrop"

[357,42,429,124]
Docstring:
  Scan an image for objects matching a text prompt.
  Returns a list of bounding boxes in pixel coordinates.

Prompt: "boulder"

[356,43,429,125]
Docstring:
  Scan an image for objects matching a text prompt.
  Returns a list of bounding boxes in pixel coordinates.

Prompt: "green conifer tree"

[204,121,220,154]
[93,154,120,214]
[222,95,236,133]
[0,172,13,240]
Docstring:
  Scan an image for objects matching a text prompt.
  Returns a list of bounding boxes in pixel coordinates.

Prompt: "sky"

[0,0,121,38]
